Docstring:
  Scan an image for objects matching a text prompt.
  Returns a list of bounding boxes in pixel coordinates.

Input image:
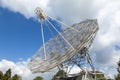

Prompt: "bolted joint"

[35,7,46,20]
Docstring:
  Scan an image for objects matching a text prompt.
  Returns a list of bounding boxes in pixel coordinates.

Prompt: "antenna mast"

[35,7,47,60]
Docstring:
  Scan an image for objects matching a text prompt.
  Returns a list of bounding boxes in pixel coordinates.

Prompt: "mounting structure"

[28,7,99,80]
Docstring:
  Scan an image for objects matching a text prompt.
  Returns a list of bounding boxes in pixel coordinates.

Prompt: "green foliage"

[52,70,67,80]
[79,71,85,75]
[0,70,3,79]
[115,73,120,80]
[12,74,21,80]
[90,71,107,80]
[116,60,120,80]
[2,69,12,80]
[95,71,105,79]
[34,76,43,80]
[0,69,21,80]
[118,61,120,67]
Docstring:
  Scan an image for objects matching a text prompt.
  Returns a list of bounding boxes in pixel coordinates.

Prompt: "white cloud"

[0,0,120,79]
[0,59,82,80]
[0,0,50,19]
[0,59,54,80]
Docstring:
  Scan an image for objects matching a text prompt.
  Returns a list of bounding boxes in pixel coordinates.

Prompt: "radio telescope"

[28,7,99,79]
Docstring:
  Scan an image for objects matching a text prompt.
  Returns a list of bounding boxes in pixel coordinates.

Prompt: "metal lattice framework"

[28,7,99,74]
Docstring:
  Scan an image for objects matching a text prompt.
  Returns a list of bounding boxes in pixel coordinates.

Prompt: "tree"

[34,76,43,80]
[117,60,120,73]
[2,69,12,80]
[115,60,120,80]
[95,71,106,80]
[0,69,22,80]
[89,71,112,80]
[52,70,67,80]
[0,70,3,79]
[12,74,22,80]
[116,74,120,80]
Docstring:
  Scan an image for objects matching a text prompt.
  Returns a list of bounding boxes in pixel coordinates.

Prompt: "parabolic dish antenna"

[28,7,99,73]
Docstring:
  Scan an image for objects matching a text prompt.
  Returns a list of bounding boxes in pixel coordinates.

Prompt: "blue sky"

[0,7,62,62]
[0,7,40,61]
[0,7,49,62]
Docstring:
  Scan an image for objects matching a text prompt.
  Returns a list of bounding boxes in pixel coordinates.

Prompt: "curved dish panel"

[28,19,99,73]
